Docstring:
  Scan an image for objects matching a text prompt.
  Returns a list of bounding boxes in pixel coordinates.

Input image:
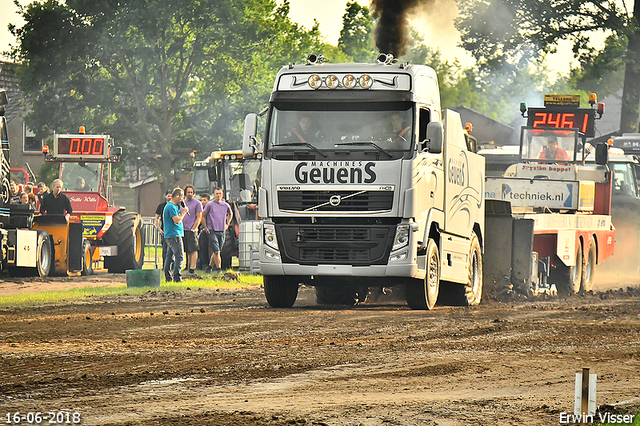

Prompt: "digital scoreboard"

[526,108,596,138]
[54,134,110,160]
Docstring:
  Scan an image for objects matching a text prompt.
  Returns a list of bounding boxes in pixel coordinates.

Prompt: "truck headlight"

[263,223,279,251]
[392,224,410,251]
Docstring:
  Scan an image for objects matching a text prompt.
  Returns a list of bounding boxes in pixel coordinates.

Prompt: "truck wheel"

[264,275,299,308]
[582,238,596,293]
[34,232,52,277]
[220,227,236,269]
[103,211,145,273]
[557,242,583,295]
[81,240,94,276]
[315,285,368,305]
[441,232,483,306]
[405,238,439,310]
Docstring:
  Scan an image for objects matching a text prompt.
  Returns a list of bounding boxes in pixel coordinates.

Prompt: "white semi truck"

[243,55,485,309]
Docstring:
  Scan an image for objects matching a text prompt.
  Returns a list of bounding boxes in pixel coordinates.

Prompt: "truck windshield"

[60,163,100,192]
[520,128,577,163]
[267,103,413,158]
[612,163,638,198]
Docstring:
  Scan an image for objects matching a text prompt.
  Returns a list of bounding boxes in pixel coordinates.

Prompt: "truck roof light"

[359,74,373,89]
[519,102,527,116]
[308,74,322,89]
[589,93,597,105]
[42,145,49,153]
[326,74,339,89]
[607,138,614,146]
[465,123,473,132]
[342,74,357,89]
[597,102,605,118]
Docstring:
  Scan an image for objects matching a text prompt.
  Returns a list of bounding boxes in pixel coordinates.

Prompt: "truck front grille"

[277,224,394,265]
[278,190,393,212]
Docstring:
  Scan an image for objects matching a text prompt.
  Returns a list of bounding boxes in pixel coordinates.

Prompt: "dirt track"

[1,275,640,426]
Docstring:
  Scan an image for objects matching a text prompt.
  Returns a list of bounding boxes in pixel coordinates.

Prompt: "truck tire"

[103,211,144,273]
[315,284,368,306]
[405,238,439,310]
[82,240,94,276]
[441,232,483,306]
[264,275,298,308]
[582,238,596,293]
[9,231,52,277]
[556,242,583,295]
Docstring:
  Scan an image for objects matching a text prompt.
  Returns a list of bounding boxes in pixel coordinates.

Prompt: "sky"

[0,0,575,73]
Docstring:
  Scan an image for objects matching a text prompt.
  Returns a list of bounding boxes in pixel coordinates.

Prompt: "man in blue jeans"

[202,188,232,273]
[163,188,189,282]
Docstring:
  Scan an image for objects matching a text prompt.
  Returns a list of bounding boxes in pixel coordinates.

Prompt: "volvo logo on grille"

[329,195,342,206]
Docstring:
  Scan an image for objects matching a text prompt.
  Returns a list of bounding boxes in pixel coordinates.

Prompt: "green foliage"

[338,1,377,62]
[10,0,321,193]
[455,0,640,132]
[396,29,563,125]
[568,34,627,99]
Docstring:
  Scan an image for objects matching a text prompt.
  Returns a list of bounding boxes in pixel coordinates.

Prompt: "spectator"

[154,190,172,269]
[196,193,210,270]
[202,188,232,273]
[27,193,37,210]
[39,179,73,221]
[18,192,30,206]
[9,181,20,204]
[36,182,49,210]
[181,185,203,274]
[162,187,188,282]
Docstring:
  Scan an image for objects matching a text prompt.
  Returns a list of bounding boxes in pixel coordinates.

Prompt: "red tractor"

[36,129,144,275]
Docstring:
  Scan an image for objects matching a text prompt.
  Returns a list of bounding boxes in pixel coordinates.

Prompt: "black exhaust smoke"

[371,0,432,58]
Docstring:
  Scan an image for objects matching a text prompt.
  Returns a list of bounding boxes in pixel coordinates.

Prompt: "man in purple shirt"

[181,185,203,274]
[202,188,233,273]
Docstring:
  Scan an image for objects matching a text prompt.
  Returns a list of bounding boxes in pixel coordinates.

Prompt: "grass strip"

[0,272,263,308]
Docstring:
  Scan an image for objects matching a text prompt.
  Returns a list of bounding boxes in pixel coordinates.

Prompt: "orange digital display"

[54,135,109,159]
[526,108,595,137]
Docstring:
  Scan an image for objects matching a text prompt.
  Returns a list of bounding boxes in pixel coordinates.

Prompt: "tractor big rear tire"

[103,211,144,273]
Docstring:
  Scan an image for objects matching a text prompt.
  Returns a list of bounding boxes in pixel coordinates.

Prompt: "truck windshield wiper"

[272,142,327,157]
[335,141,393,158]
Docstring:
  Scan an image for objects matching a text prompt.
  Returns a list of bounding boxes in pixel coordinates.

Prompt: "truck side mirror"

[426,122,443,154]
[595,142,608,165]
[207,166,218,182]
[243,113,259,158]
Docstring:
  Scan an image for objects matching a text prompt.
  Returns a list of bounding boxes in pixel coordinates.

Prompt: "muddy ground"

[1,274,639,426]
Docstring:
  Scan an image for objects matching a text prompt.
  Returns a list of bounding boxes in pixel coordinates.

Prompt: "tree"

[338,1,377,62]
[10,0,323,194]
[456,0,640,133]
